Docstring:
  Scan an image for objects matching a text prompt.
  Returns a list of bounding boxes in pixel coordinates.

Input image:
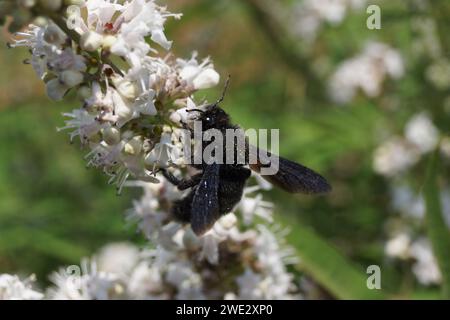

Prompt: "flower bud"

[60,70,84,87]
[88,132,102,144]
[102,35,117,50]
[102,127,121,145]
[80,31,103,52]
[182,228,201,250]
[46,79,68,101]
[124,136,143,155]
[77,86,91,100]
[218,213,237,229]
[44,24,66,45]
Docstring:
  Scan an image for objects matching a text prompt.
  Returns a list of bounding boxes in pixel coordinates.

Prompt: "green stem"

[423,150,450,299]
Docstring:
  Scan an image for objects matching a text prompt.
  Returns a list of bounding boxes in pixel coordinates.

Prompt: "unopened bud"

[124,136,143,155]
[44,24,66,45]
[102,35,117,50]
[102,127,121,145]
[60,70,84,87]
[46,79,68,101]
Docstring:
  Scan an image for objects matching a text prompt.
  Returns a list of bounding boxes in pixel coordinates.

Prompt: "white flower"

[144,132,179,169]
[127,262,166,299]
[410,239,442,285]
[236,268,263,299]
[291,0,367,41]
[0,274,43,300]
[80,31,103,51]
[58,109,103,143]
[238,188,274,225]
[47,259,122,300]
[404,112,439,154]
[178,54,220,90]
[373,137,420,177]
[425,58,450,90]
[391,185,425,220]
[329,42,404,104]
[385,232,412,259]
[46,78,69,101]
[97,242,140,276]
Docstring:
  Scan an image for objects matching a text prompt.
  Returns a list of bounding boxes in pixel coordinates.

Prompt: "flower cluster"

[290,0,367,42]
[1,224,299,300]
[385,233,442,285]
[123,174,298,300]
[0,170,300,300]
[0,274,43,300]
[9,0,220,193]
[373,112,442,177]
[2,0,302,301]
[329,42,404,104]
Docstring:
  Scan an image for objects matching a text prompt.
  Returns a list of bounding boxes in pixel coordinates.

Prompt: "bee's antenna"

[216,75,231,105]
[186,109,204,114]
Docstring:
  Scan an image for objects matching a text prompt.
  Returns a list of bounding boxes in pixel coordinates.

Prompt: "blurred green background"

[1,0,450,298]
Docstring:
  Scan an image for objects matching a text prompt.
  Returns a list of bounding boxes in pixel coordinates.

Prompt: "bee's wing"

[249,145,331,194]
[191,163,221,236]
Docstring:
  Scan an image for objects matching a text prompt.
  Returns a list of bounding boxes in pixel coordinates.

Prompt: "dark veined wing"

[190,163,221,236]
[249,145,331,194]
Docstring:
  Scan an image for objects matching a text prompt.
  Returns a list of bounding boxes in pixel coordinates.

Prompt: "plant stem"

[423,149,450,299]
[277,215,387,299]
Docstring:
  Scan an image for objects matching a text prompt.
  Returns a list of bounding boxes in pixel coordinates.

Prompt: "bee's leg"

[161,169,181,186]
[161,169,202,190]
[171,190,195,223]
[177,174,202,190]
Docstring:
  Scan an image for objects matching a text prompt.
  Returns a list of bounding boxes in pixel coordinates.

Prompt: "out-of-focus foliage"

[1,0,450,299]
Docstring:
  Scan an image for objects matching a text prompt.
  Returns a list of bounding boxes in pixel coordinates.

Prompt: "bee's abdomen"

[218,166,251,214]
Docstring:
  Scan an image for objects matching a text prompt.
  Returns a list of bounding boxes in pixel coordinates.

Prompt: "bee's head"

[187,76,231,130]
[198,104,230,130]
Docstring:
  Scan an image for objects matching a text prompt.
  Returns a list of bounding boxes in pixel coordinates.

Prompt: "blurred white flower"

[410,239,442,285]
[177,53,220,90]
[97,242,140,276]
[329,42,404,104]
[385,232,412,259]
[425,58,450,90]
[373,137,420,177]
[391,185,425,220]
[291,0,367,41]
[404,112,439,154]
[47,259,122,300]
[0,274,43,300]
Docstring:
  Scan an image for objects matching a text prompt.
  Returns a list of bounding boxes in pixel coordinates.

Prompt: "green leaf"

[277,215,386,299]
[423,150,450,299]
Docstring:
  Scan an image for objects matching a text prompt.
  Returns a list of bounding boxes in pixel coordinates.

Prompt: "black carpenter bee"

[162,81,331,236]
